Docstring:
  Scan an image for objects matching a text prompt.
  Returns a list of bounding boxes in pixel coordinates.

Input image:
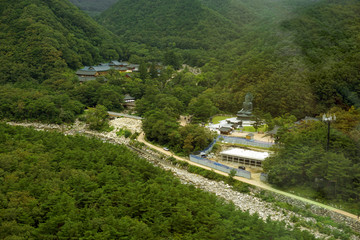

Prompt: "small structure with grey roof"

[88,66,111,73]
[123,94,136,109]
[128,64,140,72]
[109,60,129,69]
[246,133,254,140]
[220,148,270,168]
[219,126,232,135]
[75,61,140,82]
[119,67,130,72]
[124,94,135,103]
[75,69,97,82]
[294,116,320,125]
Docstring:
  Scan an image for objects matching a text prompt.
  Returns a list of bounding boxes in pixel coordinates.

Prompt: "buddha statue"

[237,93,253,120]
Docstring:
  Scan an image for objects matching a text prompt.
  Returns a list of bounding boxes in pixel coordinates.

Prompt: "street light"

[322,113,336,151]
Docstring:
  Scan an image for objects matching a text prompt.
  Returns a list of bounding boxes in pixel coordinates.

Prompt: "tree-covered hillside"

[0,123,317,239]
[98,0,243,52]
[69,0,118,16]
[0,0,128,123]
[282,0,360,110]
[263,107,360,211]
[209,0,360,115]
[97,0,360,117]
[0,0,124,84]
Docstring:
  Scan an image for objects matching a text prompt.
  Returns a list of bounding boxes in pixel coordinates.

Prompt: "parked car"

[238,166,246,170]
[163,147,169,151]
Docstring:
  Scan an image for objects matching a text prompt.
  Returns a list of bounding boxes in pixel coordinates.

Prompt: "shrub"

[117,128,132,138]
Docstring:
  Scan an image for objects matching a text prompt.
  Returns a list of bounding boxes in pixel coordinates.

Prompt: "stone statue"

[237,93,253,120]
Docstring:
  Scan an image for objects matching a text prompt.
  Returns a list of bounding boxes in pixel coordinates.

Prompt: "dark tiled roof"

[219,127,232,132]
[295,116,320,125]
[128,64,140,68]
[89,66,111,72]
[76,70,97,76]
[124,94,135,101]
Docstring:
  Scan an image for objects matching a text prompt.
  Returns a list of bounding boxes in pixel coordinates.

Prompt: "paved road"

[137,132,359,221]
[108,111,143,120]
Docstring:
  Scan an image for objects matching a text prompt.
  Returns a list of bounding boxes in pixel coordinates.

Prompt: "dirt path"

[137,132,359,222]
[178,115,190,127]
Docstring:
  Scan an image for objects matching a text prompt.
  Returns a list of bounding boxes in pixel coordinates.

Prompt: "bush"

[124,129,132,138]
[117,128,132,138]
[168,156,177,164]
[232,182,250,193]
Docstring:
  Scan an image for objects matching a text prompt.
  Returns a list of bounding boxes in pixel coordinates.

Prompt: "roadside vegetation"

[263,107,360,215]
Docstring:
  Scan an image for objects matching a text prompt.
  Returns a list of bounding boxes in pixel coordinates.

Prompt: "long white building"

[220,148,270,167]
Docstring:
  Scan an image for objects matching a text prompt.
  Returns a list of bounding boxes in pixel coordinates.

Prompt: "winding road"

[137,132,359,222]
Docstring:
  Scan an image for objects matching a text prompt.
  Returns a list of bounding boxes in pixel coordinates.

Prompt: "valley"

[0,0,359,239]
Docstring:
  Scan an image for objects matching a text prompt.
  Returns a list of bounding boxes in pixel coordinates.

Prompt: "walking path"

[107,111,143,120]
[137,132,359,222]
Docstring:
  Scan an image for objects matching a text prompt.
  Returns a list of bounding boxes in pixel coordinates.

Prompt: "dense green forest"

[2,0,359,121]
[0,0,127,123]
[98,0,242,51]
[69,0,118,15]
[1,0,359,217]
[0,123,317,239]
[97,0,360,117]
[0,0,124,84]
[263,107,360,211]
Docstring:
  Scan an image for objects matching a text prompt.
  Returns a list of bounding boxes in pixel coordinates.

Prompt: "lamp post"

[322,113,336,151]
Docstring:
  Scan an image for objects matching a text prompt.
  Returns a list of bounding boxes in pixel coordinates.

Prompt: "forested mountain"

[1,0,359,233]
[0,0,127,123]
[282,0,360,110]
[98,0,243,52]
[0,0,124,84]
[69,0,118,15]
[98,0,360,117]
[0,123,317,239]
[1,0,358,121]
[210,0,360,116]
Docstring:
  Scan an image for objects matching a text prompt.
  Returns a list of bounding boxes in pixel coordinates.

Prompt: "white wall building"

[220,148,270,167]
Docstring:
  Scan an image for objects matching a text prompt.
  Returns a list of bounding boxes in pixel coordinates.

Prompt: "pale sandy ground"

[179,115,190,126]
[231,131,274,143]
